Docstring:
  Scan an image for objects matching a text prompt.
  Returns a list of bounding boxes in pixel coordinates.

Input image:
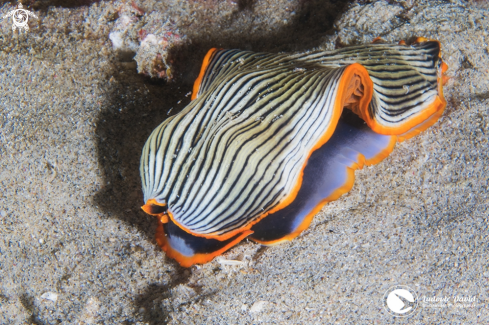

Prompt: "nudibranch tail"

[140,39,448,267]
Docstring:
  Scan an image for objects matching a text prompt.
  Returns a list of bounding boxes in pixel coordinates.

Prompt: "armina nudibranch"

[140,37,448,267]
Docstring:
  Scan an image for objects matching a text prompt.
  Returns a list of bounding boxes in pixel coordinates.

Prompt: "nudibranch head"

[140,38,447,267]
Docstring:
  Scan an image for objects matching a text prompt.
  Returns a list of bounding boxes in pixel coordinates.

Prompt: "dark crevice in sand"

[237,0,256,12]
[134,283,172,325]
[19,293,47,325]
[251,245,269,265]
[134,265,197,324]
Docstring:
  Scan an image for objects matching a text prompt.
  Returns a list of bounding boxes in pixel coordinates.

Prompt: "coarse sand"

[0,0,488,324]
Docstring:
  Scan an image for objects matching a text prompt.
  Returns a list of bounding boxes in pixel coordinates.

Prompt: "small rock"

[241,304,248,312]
[131,245,143,252]
[79,297,101,324]
[40,292,58,302]
[250,300,267,313]
[0,210,6,217]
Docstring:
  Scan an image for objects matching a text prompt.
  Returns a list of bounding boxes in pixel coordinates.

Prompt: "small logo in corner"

[383,285,418,317]
[3,2,38,33]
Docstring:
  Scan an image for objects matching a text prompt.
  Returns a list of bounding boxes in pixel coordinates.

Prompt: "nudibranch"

[140,38,448,267]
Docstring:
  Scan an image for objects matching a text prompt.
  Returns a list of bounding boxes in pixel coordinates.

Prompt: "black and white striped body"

[140,41,445,241]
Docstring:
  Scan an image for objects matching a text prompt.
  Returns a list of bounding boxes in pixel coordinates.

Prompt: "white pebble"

[39,239,44,244]
[217,258,246,266]
[0,210,6,217]
[250,300,267,313]
[108,31,123,49]
[40,292,58,302]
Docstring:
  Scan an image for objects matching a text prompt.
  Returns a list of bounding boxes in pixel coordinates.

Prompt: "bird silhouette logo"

[383,286,418,317]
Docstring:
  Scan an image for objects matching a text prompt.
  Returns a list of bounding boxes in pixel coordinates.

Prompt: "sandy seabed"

[0,0,488,324]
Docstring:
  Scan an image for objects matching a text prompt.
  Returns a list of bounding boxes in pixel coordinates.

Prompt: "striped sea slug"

[140,38,448,267]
